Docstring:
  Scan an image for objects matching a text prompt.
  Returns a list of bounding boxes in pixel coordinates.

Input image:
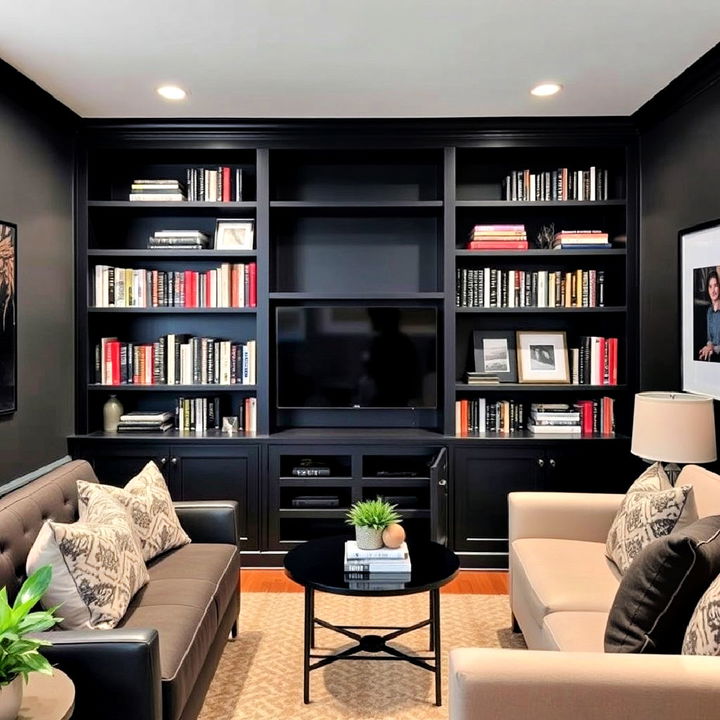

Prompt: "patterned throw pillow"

[683,573,720,655]
[77,460,190,562]
[26,490,149,630]
[605,484,696,574]
[626,462,672,493]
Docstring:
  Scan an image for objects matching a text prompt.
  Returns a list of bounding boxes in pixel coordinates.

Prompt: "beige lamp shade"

[631,392,717,464]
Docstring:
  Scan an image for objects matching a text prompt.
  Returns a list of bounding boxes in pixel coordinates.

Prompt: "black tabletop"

[283,535,460,597]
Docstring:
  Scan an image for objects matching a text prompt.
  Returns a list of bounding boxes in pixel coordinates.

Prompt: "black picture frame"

[472,330,517,382]
[679,219,720,399]
[0,221,17,415]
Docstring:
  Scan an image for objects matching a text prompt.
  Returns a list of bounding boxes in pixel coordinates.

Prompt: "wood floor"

[241,569,508,594]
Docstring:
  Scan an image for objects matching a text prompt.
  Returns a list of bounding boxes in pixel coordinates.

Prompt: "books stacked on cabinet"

[116,411,174,433]
[466,224,528,251]
[175,396,257,433]
[526,403,580,434]
[93,263,257,308]
[344,541,411,589]
[503,167,609,202]
[185,167,243,202]
[129,179,186,202]
[465,371,500,385]
[456,267,605,308]
[96,335,256,386]
[569,337,619,385]
[148,230,210,249]
[552,230,611,250]
[455,398,524,435]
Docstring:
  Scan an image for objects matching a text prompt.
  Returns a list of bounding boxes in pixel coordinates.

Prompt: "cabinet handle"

[159,457,167,466]
[537,458,545,468]
[171,457,178,466]
[438,478,447,487]
[549,458,556,468]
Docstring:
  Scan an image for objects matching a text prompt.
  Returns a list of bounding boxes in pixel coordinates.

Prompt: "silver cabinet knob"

[537,458,545,468]
[549,458,556,468]
[159,457,167,466]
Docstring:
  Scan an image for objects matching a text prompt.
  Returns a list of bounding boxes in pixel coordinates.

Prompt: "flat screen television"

[276,306,438,409]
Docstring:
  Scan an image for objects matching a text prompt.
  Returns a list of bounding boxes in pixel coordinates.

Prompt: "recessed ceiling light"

[157,85,187,101]
[530,82,562,97]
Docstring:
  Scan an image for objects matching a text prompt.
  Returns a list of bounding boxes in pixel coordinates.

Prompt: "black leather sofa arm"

[174,500,240,545]
[34,628,161,720]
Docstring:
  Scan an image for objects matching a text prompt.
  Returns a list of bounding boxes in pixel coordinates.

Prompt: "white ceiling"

[1,1,719,119]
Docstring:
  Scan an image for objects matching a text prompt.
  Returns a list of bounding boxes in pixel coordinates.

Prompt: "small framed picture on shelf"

[472,330,517,382]
[222,416,239,434]
[680,220,720,399]
[214,219,255,250]
[516,330,570,384]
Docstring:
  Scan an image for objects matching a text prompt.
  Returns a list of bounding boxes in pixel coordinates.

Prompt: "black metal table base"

[303,587,443,706]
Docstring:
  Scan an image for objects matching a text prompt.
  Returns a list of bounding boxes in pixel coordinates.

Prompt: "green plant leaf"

[13,566,52,611]
[17,612,59,635]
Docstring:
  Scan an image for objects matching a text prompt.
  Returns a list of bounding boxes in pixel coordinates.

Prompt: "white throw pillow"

[26,490,148,630]
[77,460,190,562]
[625,462,672,493]
[605,484,697,574]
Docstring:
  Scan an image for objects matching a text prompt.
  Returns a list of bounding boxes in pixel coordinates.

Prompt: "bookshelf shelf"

[454,249,626,258]
[88,249,257,258]
[89,384,257,392]
[455,200,626,208]
[88,307,257,314]
[88,201,258,210]
[454,383,627,392]
[455,306,626,314]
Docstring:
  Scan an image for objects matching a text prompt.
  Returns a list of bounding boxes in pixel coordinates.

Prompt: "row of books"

[455,398,615,435]
[148,230,211,249]
[92,263,258,308]
[129,179,186,202]
[116,411,174,433]
[95,336,257,386]
[570,337,619,386]
[456,268,606,308]
[174,395,256,433]
[185,167,244,202]
[467,224,528,251]
[552,230,610,250]
[502,167,610,202]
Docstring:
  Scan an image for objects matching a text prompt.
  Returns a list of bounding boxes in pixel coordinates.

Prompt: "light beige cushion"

[683,572,720,655]
[512,538,621,627]
[541,611,608,652]
[605,484,697,574]
[676,464,720,519]
[26,490,148,630]
[77,461,190,562]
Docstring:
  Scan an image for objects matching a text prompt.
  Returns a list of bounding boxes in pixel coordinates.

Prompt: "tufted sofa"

[449,464,720,720]
[0,459,241,720]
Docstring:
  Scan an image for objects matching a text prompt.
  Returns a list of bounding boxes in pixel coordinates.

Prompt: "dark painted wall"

[0,67,76,483]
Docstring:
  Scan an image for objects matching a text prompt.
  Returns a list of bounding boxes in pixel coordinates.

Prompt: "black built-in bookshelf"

[70,121,640,567]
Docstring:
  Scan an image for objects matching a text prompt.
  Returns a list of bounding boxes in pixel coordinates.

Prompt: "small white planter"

[355,526,384,550]
[0,675,23,720]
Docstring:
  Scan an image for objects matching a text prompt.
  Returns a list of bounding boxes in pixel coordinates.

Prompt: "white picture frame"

[214,219,255,250]
[516,330,570,384]
[680,220,720,399]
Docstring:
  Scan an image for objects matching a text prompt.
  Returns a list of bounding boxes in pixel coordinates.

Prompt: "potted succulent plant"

[0,565,61,720]
[346,497,402,550]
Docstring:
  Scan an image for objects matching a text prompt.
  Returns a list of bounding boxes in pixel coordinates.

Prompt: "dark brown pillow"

[605,515,720,653]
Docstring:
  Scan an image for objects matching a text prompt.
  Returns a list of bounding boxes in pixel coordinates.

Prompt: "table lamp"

[631,391,717,485]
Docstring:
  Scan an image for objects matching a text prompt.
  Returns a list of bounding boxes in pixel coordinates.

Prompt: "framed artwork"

[516,330,569,384]
[214,219,255,250]
[680,220,720,399]
[0,221,17,415]
[472,330,517,382]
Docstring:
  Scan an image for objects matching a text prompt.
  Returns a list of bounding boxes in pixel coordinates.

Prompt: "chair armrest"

[509,492,623,544]
[174,500,240,545]
[34,628,161,720]
[449,648,719,720]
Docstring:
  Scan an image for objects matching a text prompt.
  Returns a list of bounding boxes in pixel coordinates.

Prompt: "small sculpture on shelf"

[536,223,556,250]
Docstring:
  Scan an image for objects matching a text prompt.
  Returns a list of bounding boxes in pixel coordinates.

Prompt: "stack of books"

[527,403,581,434]
[148,230,210,249]
[129,180,186,202]
[465,371,500,385]
[343,540,411,590]
[116,411,174,433]
[466,224,528,251]
[552,230,610,250]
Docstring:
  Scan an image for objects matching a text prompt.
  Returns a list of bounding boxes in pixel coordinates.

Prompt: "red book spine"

[192,272,199,307]
[249,263,257,307]
[466,241,529,250]
[599,337,607,385]
[608,338,618,385]
[183,270,192,307]
[110,341,121,385]
[222,166,231,202]
[204,271,211,308]
[231,265,239,308]
[460,399,469,436]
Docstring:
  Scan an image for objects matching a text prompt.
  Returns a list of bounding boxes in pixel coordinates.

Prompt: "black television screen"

[276,306,438,409]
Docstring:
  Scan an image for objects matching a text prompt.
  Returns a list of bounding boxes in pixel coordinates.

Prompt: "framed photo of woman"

[680,220,720,399]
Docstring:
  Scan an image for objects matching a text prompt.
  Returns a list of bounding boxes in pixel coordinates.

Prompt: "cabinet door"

[453,447,543,566]
[172,445,260,550]
[545,440,636,493]
[72,442,173,492]
[429,447,449,546]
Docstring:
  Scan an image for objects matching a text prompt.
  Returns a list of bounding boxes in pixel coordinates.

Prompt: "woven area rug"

[198,593,526,720]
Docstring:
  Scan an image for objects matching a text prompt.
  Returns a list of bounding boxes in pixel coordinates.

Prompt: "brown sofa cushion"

[119,543,240,720]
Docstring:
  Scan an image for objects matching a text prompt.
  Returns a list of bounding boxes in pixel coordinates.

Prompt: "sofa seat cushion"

[145,543,240,619]
[512,538,621,626]
[118,544,239,720]
[542,611,608,652]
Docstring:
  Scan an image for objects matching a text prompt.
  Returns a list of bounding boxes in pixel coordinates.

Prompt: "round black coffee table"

[284,535,460,706]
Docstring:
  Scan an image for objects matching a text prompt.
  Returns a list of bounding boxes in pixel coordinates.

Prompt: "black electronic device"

[291,495,340,508]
